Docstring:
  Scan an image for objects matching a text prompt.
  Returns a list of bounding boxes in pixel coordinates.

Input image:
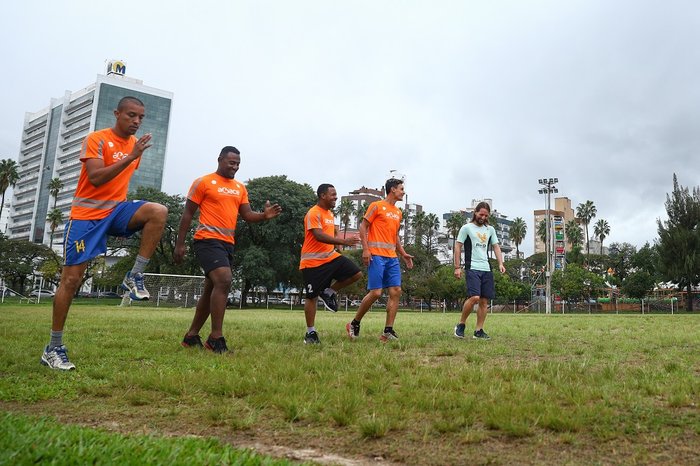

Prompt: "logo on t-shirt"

[112,151,130,161]
[218,187,241,196]
[323,218,334,225]
[386,211,400,220]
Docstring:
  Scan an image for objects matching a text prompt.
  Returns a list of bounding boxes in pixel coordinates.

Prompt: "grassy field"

[1,304,698,465]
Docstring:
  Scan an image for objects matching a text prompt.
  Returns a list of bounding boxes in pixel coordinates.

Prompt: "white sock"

[307,327,316,333]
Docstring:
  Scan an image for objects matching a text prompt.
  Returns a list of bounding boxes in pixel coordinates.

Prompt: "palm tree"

[593,219,610,254]
[425,212,440,253]
[0,159,20,221]
[354,201,369,228]
[411,210,428,248]
[509,217,527,259]
[46,208,64,249]
[565,219,583,248]
[537,219,547,245]
[575,200,597,255]
[446,212,465,250]
[48,177,64,209]
[336,198,354,243]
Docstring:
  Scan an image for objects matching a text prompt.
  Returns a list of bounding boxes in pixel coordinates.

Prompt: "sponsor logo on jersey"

[386,211,400,220]
[217,187,241,196]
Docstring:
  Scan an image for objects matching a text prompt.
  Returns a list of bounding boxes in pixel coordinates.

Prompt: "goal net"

[122,273,205,308]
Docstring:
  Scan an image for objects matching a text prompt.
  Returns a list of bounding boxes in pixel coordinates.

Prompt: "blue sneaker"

[473,329,491,340]
[122,271,150,300]
[41,345,76,371]
[454,323,466,339]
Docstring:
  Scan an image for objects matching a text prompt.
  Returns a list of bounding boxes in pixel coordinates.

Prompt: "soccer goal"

[122,273,205,308]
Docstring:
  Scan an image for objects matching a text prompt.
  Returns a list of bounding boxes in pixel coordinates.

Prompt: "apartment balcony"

[24,117,48,133]
[66,96,93,115]
[62,109,91,127]
[20,140,44,155]
[22,130,45,145]
[62,121,90,139]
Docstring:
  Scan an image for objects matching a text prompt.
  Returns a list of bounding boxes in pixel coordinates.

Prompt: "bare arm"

[359,219,372,266]
[453,241,464,279]
[239,201,282,223]
[493,244,506,273]
[85,134,152,187]
[311,228,358,247]
[173,199,199,264]
[396,233,413,269]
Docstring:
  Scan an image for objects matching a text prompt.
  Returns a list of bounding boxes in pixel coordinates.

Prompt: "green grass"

[1,304,699,464]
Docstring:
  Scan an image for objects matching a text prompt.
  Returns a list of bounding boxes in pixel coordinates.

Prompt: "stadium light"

[538,177,558,314]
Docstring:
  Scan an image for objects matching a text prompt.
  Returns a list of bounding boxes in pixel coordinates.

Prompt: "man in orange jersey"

[41,96,168,371]
[299,184,361,344]
[346,178,413,342]
[174,146,281,354]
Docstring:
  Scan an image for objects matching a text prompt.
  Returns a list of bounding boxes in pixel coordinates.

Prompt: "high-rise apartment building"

[8,61,173,249]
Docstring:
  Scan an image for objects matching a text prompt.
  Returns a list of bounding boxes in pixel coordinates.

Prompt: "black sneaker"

[318,289,338,312]
[346,321,360,339]
[379,329,399,342]
[205,336,229,354]
[304,330,321,345]
[473,329,491,340]
[182,334,203,348]
[454,323,466,339]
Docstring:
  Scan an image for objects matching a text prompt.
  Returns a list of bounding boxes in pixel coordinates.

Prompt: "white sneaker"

[122,271,150,300]
[41,345,76,371]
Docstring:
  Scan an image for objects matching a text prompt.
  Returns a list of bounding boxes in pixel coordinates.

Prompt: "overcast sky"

[2,0,698,256]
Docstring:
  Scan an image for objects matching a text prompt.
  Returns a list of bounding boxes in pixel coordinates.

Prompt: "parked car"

[30,289,55,298]
[349,300,362,307]
[1,289,19,297]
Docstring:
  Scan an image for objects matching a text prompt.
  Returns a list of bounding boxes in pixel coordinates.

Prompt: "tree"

[445,212,465,246]
[425,212,440,254]
[411,210,428,248]
[631,242,660,280]
[551,263,605,302]
[565,219,583,248]
[656,174,700,311]
[234,175,316,303]
[593,219,610,254]
[509,217,527,259]
[622,271,656,300]
[0,237,56,293]
[576,200,597,255]
[0,159,20,221]
[46,208,63,249]
[537,219,547,244]
[48,177,64,210]
[607,242,636,282]
[336,198,355,243]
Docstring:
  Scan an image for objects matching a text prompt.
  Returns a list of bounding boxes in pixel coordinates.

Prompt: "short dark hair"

[385,178,403,195]
[218,146,240,159]
[117,96,145,110]
[317,183,334,198]
[472,201,491,223]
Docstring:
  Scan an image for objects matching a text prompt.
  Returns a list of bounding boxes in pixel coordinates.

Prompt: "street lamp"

[538,178,558,314]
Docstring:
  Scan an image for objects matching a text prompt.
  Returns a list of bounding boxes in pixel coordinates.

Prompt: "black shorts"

[193,239,235,275]
[302,256,360,298]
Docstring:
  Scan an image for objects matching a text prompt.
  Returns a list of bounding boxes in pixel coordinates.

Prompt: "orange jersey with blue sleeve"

[70,128,140,220]
[300,205,340,269]
[188,173,249,244]
[364,200,402,258]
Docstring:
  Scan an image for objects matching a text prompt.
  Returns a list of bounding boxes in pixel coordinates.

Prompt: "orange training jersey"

[188,173,249,244]
[300,205,340,269]
[70,128,140,220]
[364,200,402,258]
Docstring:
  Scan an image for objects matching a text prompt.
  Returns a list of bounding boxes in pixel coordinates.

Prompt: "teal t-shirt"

[456,223,498,272]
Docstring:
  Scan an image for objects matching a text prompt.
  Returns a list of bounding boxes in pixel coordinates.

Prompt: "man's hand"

[402,252,414,270]
[499,263,506,274]
[263,200,282,219]
[362,249,372,266]
[343,236,360,247]
[454,267,462,279]
[173,244,186,265]
[131,133,152,158]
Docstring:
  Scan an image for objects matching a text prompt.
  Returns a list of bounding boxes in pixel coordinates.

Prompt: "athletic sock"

[324,287,336,296]
[307,327,316,334]
[130,255,150,275]
[49,330,63,349]
[383,326,392,334]
[352,319,361,326]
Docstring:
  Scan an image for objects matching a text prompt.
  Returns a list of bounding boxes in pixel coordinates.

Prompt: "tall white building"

[8,61,173,250]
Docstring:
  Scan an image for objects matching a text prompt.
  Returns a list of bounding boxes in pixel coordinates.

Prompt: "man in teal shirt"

[453,202,506,339]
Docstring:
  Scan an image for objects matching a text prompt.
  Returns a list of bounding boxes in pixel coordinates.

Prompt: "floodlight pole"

[538,178,558,315]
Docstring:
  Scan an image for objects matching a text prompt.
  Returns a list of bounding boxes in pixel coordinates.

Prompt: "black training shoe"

[318,289,338,312]
[346,321,360,340]
[454,323,466,339]
[182,334,203,348]
[205,336,229,354]
[304,330,321,345]
[473,329,491,340]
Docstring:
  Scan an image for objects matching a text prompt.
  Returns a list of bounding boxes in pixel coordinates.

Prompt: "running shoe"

[205,336,229,354]
[121,271,150,300]
[304,330,321,345]
[473,329,491,340]
[454,323,466,339]
[182,334,203,348]
[318,289,338,312]
[40,345,76,371]
[379,329,399,342]
[346,321,361,340]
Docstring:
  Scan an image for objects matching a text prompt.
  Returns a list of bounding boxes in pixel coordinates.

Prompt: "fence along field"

[0,303,698,465]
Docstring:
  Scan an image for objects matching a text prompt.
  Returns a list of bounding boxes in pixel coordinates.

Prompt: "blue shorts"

[466,269,495,299]
[367,256,401,290]
[63,201,147,265]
